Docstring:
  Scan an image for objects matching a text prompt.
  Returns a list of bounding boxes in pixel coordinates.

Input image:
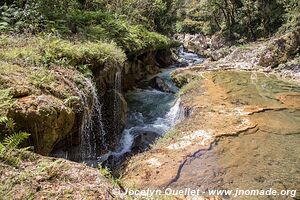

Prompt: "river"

[100,46,204,166]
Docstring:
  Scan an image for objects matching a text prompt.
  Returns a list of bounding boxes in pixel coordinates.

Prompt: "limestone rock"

[102,90,127,149]
[259,30,300,68]
[8,95,76,155]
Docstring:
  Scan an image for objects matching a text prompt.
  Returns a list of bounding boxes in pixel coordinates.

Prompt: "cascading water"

[81,78,106,161]
[178,45,204,66]
[51,75,106,165]
[101,45,203,163]
[113,66,122,136]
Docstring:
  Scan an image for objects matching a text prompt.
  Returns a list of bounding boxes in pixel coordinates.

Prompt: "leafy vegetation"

[0,0,176,57]
[98,164,122,187]
[0,117,31,167]
[177,0,299,40]
[0,89,14,115]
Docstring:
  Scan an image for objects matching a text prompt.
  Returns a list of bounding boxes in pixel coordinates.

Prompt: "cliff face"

[0,34,175,157]
[1,65,88,155]
[88,49,175,155]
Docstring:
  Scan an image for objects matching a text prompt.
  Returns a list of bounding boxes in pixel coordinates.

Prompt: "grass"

[41,38,126,68]
[98,164,122,187]
[0,35,126,70]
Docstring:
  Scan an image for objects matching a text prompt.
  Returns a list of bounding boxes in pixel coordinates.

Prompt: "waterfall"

[113,66,122,135]
[58,74,106,162]
[80,78,106,160]
[114,67,122,94]
[166,98,190,124]
[98,45,202,167]
[111,97,185,157]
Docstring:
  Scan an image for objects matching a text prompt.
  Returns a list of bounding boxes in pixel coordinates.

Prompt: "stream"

[100,46,204,166]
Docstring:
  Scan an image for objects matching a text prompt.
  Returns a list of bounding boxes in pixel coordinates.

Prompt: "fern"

[0,142,5,155]
[0,126,31,167]
[0,116,15,132]
[0,116,8,124]
[3,132,30,149]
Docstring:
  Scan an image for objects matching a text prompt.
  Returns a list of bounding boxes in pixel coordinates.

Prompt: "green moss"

[41,38,126,68]
[0,89,14,115]
[178,78,202,97]
[63,96,82,112]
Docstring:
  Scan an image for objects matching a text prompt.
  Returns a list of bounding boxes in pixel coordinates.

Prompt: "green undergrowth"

[0,34,126,71]
[0,117,32,167]
[0,89,14,116]
[98,165,122,187]
[68,10,175,55]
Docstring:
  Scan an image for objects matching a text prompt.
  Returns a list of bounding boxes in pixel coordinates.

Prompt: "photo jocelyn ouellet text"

[112,187,297,198]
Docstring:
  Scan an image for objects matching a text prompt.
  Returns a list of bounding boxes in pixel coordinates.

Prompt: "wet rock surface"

[131,130,160,154]
[8,95,76,155]
[122,71,300,199]
[173,30,300,83]
[0,66,89,156]
[149,76,174,93]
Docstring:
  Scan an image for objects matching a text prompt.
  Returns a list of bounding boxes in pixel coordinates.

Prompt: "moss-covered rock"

[0,61,91,155]
[171,69,199,88]
[8,95,76,155]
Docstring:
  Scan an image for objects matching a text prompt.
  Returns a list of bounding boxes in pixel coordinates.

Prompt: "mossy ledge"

[0,32,176,156]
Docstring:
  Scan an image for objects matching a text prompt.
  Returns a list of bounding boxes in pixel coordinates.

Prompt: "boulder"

[259,30,300,68]
[8,95,76,155]
[131,130,160,154]
[149,76,174,93]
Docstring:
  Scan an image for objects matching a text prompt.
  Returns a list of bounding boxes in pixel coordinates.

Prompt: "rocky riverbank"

[176,30,300,81]
[121,31,300,199]
[0,150,120,199]
[0,34,176,158]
